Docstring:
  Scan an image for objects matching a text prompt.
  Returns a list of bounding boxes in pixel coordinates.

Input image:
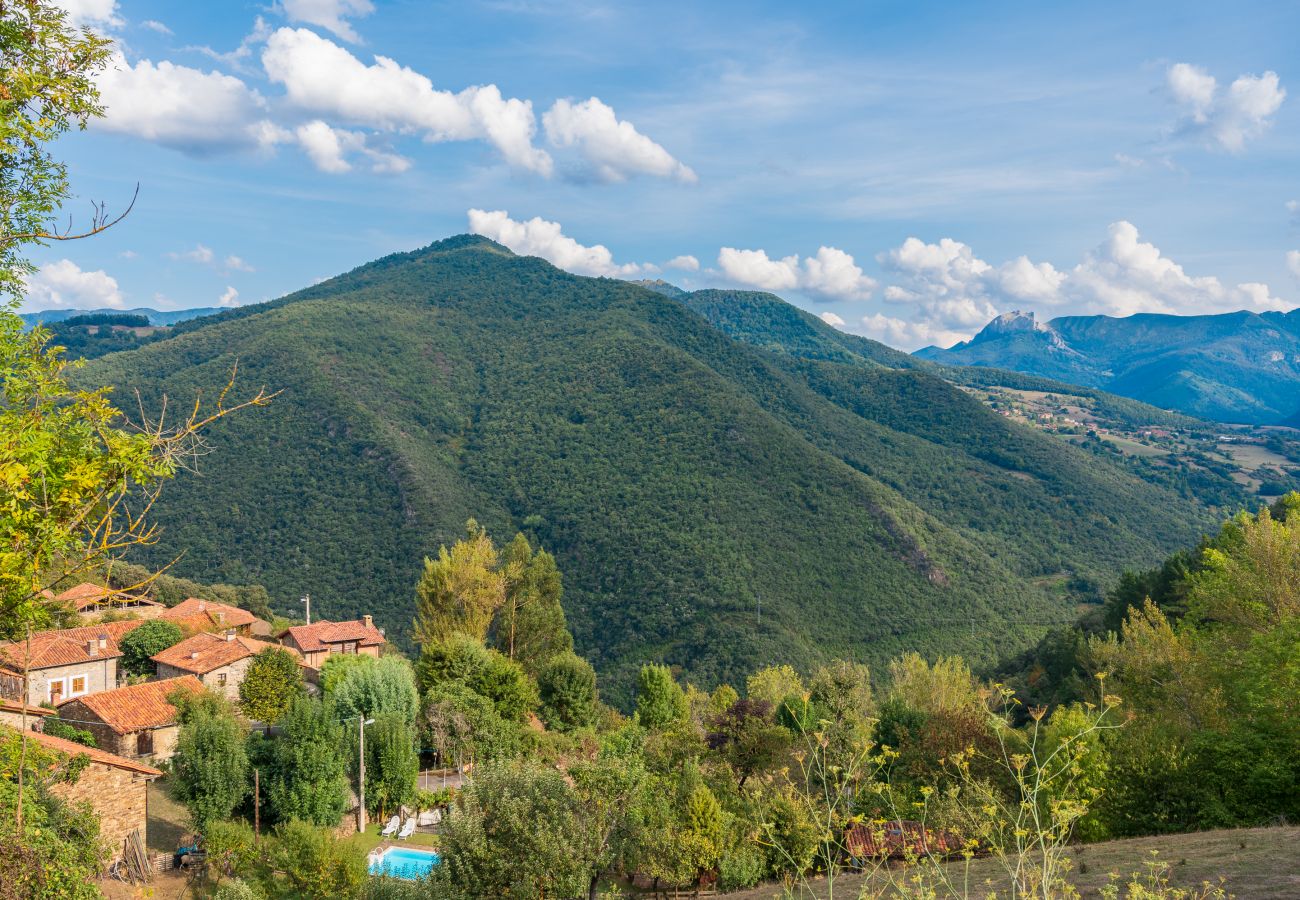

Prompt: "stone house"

[0,624,122,706]
[280,616,386,676]
[22,727,162,865]
[152,631,298,700]
[56,675,204,762]
[0,697,54,730]
[55,582,165,622]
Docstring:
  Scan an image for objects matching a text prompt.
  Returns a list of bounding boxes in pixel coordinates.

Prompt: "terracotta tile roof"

[56,582,161,612]
[151,631,295,675]
[283,619,385,653]
[60,675,203,734]
[18,726,162,777]
[844,821,965,860]
[161,598,258,632]
[0,625,123,671]
[0,698,54,717]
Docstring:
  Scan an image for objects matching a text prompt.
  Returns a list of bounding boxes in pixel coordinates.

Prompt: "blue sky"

[26,0,1300,349]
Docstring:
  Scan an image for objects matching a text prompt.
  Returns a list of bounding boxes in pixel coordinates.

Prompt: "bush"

[717,842,766,891]
[212,878,263,900]
[269,820,367,900]
[118,619,184,677]
[538,651,598,732]
[42,718,97,747]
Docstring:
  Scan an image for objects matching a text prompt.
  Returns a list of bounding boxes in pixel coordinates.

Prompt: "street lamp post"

[357,715,375,832]
[300,594,311,624]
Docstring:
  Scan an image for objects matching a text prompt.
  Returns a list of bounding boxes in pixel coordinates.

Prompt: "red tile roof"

[0,625,123,671]
[283,619,385,653]
[60,676,203,734]
[18,726,162,777]
[161,598,258,632]
[56,582,161,612]
[0,698,54,717]
[151,631,296,675]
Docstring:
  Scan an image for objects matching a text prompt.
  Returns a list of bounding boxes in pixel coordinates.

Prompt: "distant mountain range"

[80,237,1219,702]
[20,306,222,328]
[916,309,1300,425]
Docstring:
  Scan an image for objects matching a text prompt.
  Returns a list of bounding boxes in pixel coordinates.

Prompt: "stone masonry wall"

[50,761,149,865]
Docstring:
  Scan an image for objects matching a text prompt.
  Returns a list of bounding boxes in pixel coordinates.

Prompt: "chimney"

[86,640,98,657]
[98,635,107,650]
[190,651,200,660]
[215,611,225,623]
[198,601,205,611]
[363,615,373,630]
[225,629,236,642]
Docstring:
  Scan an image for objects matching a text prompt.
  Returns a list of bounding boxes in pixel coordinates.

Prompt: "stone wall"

[24,657,117,706]
[50,761,151,864]
[200,655,255,701]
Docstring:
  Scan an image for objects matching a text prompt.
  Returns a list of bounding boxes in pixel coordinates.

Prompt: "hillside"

[21,306,222,327]
[917,309,1300,424]
[86,237,1218,702]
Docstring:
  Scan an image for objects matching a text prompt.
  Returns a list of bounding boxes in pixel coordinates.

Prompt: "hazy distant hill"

[20,306,222,328]
[85,238,1218,701]
[917,309,1300,425]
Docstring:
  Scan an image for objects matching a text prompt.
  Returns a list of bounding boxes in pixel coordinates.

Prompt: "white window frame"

[47,674,90,702]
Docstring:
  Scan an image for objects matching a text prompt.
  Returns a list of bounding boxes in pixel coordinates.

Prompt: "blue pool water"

[368,846,441,879]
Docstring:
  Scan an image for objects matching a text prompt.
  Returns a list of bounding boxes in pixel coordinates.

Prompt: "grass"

[146,778,193,853]
[722,826,1300,899]
[345,825,440,857]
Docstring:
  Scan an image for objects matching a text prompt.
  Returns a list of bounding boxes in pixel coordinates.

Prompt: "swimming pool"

[368,846,441,879]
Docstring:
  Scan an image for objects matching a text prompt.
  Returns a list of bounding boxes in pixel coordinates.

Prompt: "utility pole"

[300,594,311,624]
[357,715,374,832]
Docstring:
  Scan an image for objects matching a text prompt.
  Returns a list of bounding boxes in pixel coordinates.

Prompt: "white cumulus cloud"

[872,221,1290,349]
[1167,62,1286,152]
[665,255,700,271]
[22,260,124,311]
[140,19,172,35]
[218,286,241,307]
[294,120,410,174]
[170,244,215,265]
[819,311,845,328]
[718,245,876,300]
[468,209,650,277]
[262,28,552,175]
[225,255,255,273]
[56,0,121,29]
[543,98,695,183]
[278,0,374,42]
[96,52,281,153]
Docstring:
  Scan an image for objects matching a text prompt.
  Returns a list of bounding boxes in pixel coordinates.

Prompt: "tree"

[492,533,573,674]
[435,761,587,898]
[117,619,184,677]
[420,681,520,768]
[1187,505,1300,630]
[412,520,504,646]
[327,654,419,725]
[0,727,102,899]
[0,0,112,305]
[706,698,791,789]
[417,634,538,722]
[269,820,367,900]
[538,651,598,733]
[265,696,349,827]
[745,664,804,706]
[636,664,688,730]
[171,693,249,830]
[363,713,419,819]
[318,652,373,695]
[238,647,305,724]
[570,749,650,900]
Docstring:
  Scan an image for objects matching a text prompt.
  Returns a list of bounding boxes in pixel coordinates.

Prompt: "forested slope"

[87,237,1216,701]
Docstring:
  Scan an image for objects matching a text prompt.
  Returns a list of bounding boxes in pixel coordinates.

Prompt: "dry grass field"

[725,826,1300,899]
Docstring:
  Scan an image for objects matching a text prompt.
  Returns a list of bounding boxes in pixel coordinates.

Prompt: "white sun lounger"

[380,816,400,837]
[398,817,416,840]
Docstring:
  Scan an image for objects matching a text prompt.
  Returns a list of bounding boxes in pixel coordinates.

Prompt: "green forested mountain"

[916,309,1300,424]
[86,237,1217,702]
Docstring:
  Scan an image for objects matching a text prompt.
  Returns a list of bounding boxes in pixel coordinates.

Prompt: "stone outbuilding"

[22,727,162,865]
[56,675,204,762]
[0,697,54,730]
[152,630,298,700]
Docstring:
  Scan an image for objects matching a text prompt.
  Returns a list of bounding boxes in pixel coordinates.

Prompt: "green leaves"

[238,646,305,724]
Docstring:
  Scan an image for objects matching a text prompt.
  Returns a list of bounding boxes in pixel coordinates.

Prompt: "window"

[137,730,154,756]
[342,641,357,654]
[216,672,228,687]
[69,675,88,697]
[47,678,66,703]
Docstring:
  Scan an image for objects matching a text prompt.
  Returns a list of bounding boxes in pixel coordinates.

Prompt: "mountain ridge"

[82,236,1219,702]
[917,307,1300,424]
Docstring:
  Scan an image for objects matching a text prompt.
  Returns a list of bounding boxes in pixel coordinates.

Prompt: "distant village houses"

[0,624,123,705]
[152,631,300,701]
[56,675,203,762]
[281,616,386,678]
